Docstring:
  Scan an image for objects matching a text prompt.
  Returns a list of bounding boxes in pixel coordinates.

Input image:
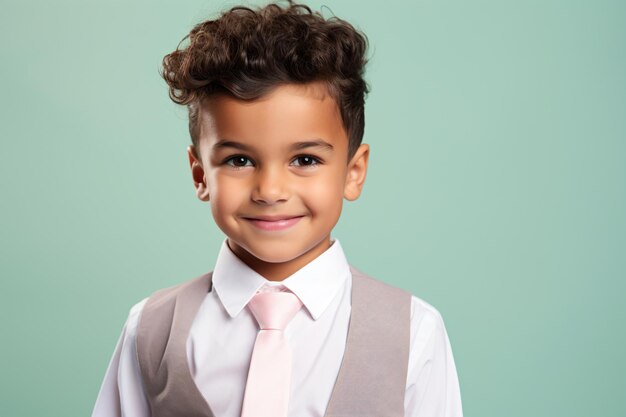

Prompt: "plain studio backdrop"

[1,0,624,416]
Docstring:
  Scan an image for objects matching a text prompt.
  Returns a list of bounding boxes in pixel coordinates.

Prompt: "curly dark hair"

[160,0,370,162]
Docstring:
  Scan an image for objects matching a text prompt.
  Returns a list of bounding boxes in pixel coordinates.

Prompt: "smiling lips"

[243,215,304,231]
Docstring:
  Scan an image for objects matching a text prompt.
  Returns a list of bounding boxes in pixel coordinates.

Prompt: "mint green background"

[1,1,625,416]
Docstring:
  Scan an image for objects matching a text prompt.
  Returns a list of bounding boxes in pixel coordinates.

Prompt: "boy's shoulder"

[349,264,446,327]
[349,263,411,295]
[125,271,212,323]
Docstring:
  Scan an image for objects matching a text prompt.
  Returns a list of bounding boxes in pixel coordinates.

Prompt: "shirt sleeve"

[91,298,150,417]
[404,296,463,417]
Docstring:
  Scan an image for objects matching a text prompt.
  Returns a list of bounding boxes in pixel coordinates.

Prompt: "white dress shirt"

[92,238,463,417]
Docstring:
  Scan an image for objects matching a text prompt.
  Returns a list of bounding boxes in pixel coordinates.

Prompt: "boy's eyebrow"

[213,139,334,152]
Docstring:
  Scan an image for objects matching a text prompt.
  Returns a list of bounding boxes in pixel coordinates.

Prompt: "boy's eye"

[224,156,253,168]
[292,155,321,167]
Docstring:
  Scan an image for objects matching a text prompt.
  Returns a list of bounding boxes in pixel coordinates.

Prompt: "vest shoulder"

[348,264,412,297]
[143,271,213,305]
[348,264,445,318]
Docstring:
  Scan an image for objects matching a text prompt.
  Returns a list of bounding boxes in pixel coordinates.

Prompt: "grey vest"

[136,265,412,417]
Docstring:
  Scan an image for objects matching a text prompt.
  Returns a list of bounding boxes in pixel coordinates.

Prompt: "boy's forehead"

[200,82,338,126]
[197,82,347,150]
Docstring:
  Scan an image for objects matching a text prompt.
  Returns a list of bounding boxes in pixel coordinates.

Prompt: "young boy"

[92,1,462,416]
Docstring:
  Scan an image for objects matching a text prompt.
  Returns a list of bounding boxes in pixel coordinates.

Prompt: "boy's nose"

[251,168,290,205]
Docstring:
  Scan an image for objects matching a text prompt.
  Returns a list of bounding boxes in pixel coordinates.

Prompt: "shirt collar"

[212,237,350,321]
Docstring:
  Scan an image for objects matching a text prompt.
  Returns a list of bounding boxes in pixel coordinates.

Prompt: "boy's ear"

[344,143,369,201]
[187,145,210,202]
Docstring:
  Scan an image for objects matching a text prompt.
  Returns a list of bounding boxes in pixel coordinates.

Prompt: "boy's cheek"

[210,189,244,213]
[305,177,345,201]
[305,184,344,217]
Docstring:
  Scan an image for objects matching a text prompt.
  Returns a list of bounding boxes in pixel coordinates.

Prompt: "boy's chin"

[233,240,303,263]
[227,237,328,265]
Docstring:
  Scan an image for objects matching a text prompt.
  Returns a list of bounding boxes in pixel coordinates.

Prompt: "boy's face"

[187,81,369,281]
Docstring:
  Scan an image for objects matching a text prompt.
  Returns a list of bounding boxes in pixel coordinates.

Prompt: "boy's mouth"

[243,214,304,221]
[242,215,305,231]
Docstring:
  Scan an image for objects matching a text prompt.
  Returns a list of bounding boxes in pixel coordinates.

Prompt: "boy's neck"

[227,237,332,281]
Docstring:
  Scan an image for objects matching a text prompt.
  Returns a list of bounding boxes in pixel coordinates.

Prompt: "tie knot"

[247,290,303,331]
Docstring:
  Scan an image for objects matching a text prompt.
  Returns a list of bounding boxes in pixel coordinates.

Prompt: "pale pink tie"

[240,287,303,417]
